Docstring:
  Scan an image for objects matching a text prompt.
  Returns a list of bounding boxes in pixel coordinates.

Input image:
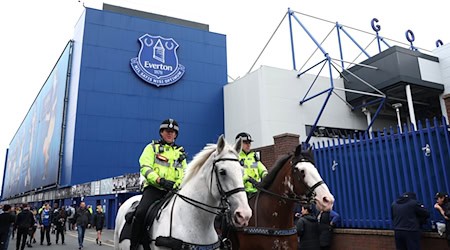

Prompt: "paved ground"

[6,228,115,250]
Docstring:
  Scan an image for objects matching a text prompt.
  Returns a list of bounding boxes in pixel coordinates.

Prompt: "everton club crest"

[130,34,185,87]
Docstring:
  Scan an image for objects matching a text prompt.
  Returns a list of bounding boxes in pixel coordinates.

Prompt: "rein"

[241,157,324,237]
[253,157,324,205]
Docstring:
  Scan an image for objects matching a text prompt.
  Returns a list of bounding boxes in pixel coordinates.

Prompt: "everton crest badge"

[130,34,185,87]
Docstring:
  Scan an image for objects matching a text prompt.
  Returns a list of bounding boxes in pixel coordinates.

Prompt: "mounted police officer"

[130,118,188,250]
[235,132,268,195]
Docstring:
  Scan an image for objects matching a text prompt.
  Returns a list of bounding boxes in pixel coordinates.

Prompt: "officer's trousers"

[130,185,167,249]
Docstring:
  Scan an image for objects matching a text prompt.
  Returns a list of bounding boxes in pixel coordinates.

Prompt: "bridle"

[235,155,324,239]
[172,156,246,215]
[292,158,324,203]
[211,157,246,201]
[154,155,246,249]
[254,157,324,205]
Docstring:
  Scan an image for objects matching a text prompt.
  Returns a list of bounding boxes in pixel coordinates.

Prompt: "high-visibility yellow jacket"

[239,151,268,193]
[139,140,187,190]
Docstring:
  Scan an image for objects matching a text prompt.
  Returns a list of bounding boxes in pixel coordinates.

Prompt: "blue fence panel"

[313,117,450,229]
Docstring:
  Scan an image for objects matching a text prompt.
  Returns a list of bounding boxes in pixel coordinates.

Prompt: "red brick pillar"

[273,133,300,158]
[443,94,450,121]
[253,133,300,170]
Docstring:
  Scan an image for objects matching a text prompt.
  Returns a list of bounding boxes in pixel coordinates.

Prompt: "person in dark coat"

[93,205,105,245]
[15,203,34,250]
[391,192,429,250]
[317,210,341,250]
[0,204,16,250]
[27,209,38,246]
[434,192,450,247]
[74,202,92,250]
[297,204,320,250]
[54,209,66,244]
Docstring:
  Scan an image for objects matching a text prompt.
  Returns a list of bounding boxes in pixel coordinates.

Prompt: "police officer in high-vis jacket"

[130,118,188,250]
[236,132,268,194]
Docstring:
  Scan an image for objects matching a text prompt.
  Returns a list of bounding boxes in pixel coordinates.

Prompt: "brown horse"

[227,145,334,250]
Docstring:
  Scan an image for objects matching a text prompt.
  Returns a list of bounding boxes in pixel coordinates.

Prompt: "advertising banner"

[2,42,72,198]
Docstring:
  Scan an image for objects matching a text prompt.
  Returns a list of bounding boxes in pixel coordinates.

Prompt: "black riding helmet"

[160,119,179,137]
[235,132,253,142]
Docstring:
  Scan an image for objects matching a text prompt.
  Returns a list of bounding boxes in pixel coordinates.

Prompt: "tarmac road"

[6,228,115,250]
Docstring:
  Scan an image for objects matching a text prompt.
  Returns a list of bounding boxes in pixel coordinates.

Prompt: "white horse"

[114,135,252,250]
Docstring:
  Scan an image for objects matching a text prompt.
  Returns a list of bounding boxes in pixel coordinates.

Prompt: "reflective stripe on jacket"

[239,151,268,193]
[139,140,187,190]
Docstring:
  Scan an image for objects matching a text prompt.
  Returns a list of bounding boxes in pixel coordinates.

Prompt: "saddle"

[119,192,175,243]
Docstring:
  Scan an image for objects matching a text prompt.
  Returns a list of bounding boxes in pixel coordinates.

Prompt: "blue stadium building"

[2,4,227,228]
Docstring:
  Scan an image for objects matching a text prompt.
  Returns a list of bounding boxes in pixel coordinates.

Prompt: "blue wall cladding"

[314,117,450,229]
[69,8,227,184]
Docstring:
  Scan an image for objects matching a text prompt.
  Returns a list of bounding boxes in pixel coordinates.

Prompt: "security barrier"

[314,117,450,229]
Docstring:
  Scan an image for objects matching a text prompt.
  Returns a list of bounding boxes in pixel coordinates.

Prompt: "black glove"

[247,178,259,186]
[159,178,175,190]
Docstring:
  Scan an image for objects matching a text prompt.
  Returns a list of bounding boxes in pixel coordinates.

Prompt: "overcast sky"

[1,0,449,193]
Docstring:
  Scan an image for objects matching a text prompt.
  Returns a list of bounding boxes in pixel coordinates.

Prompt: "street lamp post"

[392,103,403,133]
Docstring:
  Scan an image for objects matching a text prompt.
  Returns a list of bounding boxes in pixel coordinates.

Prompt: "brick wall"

[331,229,449,250]
[253,133,300,170]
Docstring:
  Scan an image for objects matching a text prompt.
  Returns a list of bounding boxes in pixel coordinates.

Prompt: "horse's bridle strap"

[224,187,245,197]
[213,158,240,164]
[155,235,221,250]
[213,157,246,199]
[238,226,297,236]
[306,180,324,198]
[255,186,303,202]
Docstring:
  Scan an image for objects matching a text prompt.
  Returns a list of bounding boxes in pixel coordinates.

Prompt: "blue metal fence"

[313,117,450,229]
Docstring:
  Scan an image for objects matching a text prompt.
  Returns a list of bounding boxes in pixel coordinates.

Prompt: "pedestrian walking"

[54,209,66,244]
[0,204,16,250]
[66,205,76,231]
[15,203,34,250]
[74,202,92,249]
[93,205,105,246]
[38,203,52,246]
[27,209,38,246]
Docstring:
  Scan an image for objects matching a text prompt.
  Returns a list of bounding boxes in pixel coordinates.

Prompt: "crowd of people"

[2,118,450,250]
[0,202,105,250]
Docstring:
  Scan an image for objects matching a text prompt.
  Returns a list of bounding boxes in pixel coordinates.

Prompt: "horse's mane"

[182,143,217,185]
[259,153,292,189]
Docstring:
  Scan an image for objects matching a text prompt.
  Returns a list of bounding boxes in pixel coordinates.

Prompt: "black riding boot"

[130,217,142,250]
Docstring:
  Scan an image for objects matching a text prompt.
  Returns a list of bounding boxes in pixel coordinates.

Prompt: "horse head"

[212,135,252,227]
[291,145,334,211]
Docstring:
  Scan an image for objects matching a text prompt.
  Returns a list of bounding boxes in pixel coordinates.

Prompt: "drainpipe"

[362,107,372,138]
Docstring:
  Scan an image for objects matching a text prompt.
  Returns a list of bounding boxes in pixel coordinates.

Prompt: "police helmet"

[235,132,253,142]
[160,119,179,134]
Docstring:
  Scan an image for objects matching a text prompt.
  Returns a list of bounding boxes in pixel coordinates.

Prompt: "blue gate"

[313,117,450,229]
